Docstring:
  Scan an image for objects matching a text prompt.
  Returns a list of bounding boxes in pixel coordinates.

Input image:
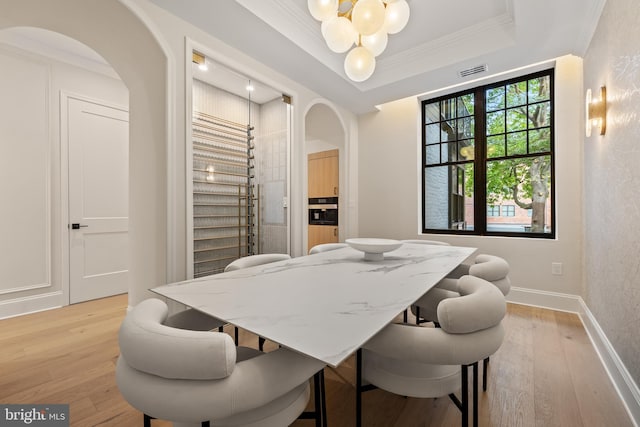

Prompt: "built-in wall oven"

[308,197,338,226]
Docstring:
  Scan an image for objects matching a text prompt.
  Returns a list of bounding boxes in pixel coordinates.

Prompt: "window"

[487,205,500,217]
[422,69,554,238]
[500,205,515,217]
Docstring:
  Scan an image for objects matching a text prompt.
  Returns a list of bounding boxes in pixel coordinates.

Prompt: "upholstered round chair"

[413,254,511,323]
[358,275,506,427]
[116,298,324,427]
[412,253,511,391]
[400,239,450,246]
[308,243,348,254]
[224,253,291,272]
[399,239,451,323]
[163,307,225,332]
[224,253,292,349]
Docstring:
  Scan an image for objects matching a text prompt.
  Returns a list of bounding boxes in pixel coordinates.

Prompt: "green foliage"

[466,75,552,212]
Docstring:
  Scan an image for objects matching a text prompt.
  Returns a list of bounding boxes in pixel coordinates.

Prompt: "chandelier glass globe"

[361,28,388,56]
[351,0,386,36]
[308,0,338,21]
[383,0,410,34]
[322,16,358,53]
[308,0,411,82]
[344,46,376,82]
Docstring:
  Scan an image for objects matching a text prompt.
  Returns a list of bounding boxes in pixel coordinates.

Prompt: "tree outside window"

[421,69,554,237]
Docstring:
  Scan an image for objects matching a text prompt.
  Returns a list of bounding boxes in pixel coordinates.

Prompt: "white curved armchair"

[163,307,225,332]
[400,239,451,323]
[224,253,291,272]
[357,275,506,427]
[308,243,348,254]
[412,253,511,391]
[412,254,511,325]
[224,253,292,349]
[116,298,325,427]
[400,239,450,246]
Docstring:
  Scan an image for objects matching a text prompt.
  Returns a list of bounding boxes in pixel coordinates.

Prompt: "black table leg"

[356,349,363,427]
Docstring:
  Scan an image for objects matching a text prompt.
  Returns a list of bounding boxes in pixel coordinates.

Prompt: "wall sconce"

[585,86,606,136]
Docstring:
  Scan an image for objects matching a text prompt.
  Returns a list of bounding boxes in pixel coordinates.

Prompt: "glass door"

[190,52,290,277]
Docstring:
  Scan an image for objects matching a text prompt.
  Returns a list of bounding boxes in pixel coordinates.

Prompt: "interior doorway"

[305,103,346,253]
[65,94,129,303]
[0,27,130,307]
[187,49,292,277]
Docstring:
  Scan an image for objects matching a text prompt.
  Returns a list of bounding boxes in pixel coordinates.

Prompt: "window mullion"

[474,88,487,235]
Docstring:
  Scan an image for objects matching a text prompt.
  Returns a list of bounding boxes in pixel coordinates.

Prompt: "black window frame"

[421,68,555,239]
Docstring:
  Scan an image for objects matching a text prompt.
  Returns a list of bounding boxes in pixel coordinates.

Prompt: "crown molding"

[361,12,516,90]
[575,0,608,54]
[236,1,516,91]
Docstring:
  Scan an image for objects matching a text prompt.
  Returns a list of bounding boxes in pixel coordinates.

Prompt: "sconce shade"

[586,86,607,136]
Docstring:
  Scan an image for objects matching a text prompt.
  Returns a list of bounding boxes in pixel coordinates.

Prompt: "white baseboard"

[0,291,64,320]
[578,299,640,427]
[508,287,639,427]
[507,286,583,312]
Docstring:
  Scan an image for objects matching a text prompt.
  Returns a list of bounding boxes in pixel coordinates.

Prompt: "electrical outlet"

[551,262,563,276]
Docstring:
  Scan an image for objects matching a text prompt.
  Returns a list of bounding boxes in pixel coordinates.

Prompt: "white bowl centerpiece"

[346,238,403,261]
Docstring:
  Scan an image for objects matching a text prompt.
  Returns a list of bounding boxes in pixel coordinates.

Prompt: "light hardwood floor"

[0,295,633,427]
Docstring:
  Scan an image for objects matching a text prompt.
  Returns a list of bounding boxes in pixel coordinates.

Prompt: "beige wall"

[358,55,585,297]
[583,0,640,386]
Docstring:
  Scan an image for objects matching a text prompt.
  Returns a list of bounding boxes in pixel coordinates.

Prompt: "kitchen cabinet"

[308,225,338,253]
[308,149,338,198]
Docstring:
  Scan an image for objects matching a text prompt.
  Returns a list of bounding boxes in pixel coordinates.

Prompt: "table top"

[151,243,476,367]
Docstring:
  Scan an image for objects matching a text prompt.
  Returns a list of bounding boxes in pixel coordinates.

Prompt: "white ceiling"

[1,1,607,114]
[150,0,606,114]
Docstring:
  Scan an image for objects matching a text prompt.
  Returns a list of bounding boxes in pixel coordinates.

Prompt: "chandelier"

[308,0,410,82]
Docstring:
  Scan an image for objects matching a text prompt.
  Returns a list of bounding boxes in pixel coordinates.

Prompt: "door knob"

[71,223,88,229]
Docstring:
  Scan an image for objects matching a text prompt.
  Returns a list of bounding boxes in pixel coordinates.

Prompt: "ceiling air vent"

[459,64,488,78]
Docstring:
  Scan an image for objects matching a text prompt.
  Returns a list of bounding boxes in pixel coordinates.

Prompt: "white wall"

[0,47,51,308]
[0,0,170,310]
[0,41,128,317]
[0,0,359,313]
[358,55,584,297]
[131,0,359,265]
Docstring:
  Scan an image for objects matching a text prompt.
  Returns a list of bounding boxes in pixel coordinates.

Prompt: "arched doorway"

[0,26,132,307]
[0,0,170,312]
[305,102,348,252]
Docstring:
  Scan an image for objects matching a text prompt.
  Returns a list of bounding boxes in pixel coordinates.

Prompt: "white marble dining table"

[151,242,476,368]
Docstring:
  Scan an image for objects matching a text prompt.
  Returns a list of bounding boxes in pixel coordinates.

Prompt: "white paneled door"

[67,96,129,303]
